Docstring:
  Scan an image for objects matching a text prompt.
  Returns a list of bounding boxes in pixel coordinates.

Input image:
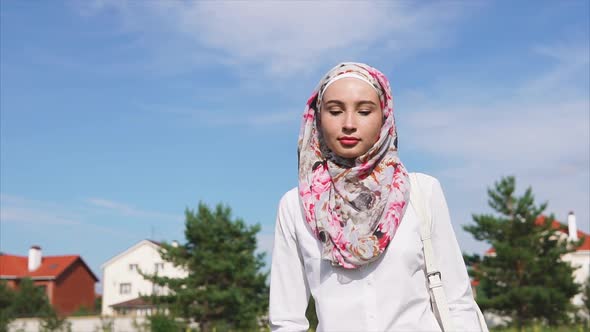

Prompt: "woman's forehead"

[322,77,381,102]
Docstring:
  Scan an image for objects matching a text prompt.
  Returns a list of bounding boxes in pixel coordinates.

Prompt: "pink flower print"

[299,185,311,199]
[358,161,372,173]
[378,234,390,250]
[378,218,392,235]
[303,106,315,122]
[333,248,355,269]
[332,229,346,250]
[311,165,331,199]
[307,202,316,223]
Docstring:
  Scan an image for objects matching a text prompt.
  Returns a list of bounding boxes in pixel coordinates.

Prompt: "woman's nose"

[342,112,356,131]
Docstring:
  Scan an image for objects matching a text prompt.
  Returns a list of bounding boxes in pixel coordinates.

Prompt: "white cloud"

[86,198,182,221]
[523,44,590,96]
[75,1,474,76]
[0,194,123,235]
[1,194,81,226]
[147,104,301,128]
[405,99,588,165]
[1,207,80,226]
[398,42,590,249]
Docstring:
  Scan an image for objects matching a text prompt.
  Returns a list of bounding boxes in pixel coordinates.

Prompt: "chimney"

[567,211,578,241]
[28,245,42,271]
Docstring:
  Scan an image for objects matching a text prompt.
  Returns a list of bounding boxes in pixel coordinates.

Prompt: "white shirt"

[269,173,483,332]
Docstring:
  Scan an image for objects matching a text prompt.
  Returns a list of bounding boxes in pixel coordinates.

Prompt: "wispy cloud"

[86,198,182,222]
[74,1,476,76]
[400,41,589,234]
[1,194,81,226]
[522,43,589,97]
[154,106,301,127]
[1,207,80,226]
[0,194,124,235]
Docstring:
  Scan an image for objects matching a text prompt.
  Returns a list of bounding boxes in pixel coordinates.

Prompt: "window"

[119,283,131,295]
[154,263,164,272]
[129,264,138,271]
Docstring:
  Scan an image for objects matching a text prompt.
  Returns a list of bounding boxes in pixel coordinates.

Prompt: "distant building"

[0,246,98,316]
[101,239,187,316]
[480,212,590,307]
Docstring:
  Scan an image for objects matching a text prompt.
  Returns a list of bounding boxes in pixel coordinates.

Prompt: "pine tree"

[143,202,269,332]
[463,176,581,327]
[583,276,590,322]
[0,281,16,332]
[9,278,51,318]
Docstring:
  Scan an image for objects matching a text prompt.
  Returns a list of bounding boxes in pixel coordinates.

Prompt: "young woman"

[269,62,483,331]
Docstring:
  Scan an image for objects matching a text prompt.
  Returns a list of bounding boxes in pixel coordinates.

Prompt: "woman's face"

[319,77,383,159]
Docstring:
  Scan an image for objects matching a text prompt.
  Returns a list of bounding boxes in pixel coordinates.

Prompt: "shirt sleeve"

[269,191,311,332]
[429,178,483,331]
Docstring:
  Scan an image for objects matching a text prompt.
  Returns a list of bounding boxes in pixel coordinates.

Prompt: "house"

[0,246,98,316]
[101,239,187,316]
[481,212,590,307]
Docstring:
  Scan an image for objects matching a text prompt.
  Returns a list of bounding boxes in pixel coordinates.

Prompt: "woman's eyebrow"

[324,100,377,107]
[356,100,378,107]
[323,100,345,107]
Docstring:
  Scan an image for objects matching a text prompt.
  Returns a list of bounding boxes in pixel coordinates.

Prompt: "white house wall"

[562,250,590,307]
[101,241,188,316]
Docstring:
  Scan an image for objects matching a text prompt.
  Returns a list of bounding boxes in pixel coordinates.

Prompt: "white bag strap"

[409,173,455,331]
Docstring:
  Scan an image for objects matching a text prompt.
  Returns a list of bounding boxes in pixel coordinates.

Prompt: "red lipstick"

[338,136,360,146]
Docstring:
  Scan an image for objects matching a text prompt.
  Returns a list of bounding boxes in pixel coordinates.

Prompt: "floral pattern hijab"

[298,62,410,269]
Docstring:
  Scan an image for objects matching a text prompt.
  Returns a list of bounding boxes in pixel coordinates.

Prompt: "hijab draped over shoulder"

[298,62,410,269]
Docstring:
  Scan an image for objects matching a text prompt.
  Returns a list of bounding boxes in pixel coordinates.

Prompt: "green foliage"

[71,306,95,317]
[583,276,590,312]
[0,281,16,332]
[305,296,318,331]
[39,308,71,332]
[582,276,590,325]
[0,278,72,332]
[10,278,52,318]
[464,176,582,328]
[94,296,102,314]
[0,278,55,331]
[491,324,588,332]
[93,316,114,332]
[143,202,269,332]
[147,313,183,332]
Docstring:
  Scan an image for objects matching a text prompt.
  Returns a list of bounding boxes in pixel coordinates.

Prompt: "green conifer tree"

[9,278,51,318]
[143,202,269,332]
[0,281,16,332]
[464,176,581,328]
[583,276,590,322]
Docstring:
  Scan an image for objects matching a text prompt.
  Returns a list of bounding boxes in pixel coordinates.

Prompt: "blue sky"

[1,1,589,292]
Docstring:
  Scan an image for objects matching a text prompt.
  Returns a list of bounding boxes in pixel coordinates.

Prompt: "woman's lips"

[338,137,360,146]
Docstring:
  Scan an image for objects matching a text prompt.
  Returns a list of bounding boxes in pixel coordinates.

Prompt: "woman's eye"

[358,110,372,116]
[328,109,343,115]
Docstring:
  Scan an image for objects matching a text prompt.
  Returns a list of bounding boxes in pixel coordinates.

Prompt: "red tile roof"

[111,297,155,309]
[0,254,98,281]
[536,216,590,251]
[485,216,590,255]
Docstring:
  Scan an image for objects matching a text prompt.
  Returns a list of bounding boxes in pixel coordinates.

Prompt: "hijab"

[298,62,410,269]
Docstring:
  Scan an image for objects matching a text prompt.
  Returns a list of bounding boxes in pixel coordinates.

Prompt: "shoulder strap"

[409,173,455,331]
